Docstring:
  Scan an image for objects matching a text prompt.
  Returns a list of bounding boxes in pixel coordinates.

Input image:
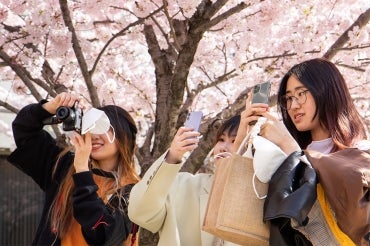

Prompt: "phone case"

[184,111,203,132]
[251,81,271,104]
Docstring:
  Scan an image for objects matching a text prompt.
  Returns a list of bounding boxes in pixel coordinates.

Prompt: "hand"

[259,111,301,155]
[232,93,269,152]
[165,127,200,164]
[42,92,80,115]
[70,131,92,173]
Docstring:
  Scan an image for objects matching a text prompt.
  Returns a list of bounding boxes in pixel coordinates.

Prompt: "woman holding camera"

[7,92,140,245]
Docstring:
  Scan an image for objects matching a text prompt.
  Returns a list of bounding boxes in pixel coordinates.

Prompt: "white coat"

[128,151,240,246]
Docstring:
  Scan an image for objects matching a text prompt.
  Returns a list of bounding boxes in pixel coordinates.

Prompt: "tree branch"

[323,7,370,59]
[0,48,43,101]
[0,100,19,114]
[194,2,249,33]
[91,6,164,75]
[162,0,181,51]
[59,0,100,106]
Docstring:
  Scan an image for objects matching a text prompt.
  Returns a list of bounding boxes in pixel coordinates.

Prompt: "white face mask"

[81,108,115,143]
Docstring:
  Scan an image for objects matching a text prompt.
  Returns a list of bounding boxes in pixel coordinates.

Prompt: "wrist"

[165,157,182,164]
[42,101,58,115]
[281,142,301,156]
[74,165,90,173]
[165,151,182,164]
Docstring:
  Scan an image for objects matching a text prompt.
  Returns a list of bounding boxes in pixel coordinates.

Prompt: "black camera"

[55,103,83,133]
[43,102,83,133]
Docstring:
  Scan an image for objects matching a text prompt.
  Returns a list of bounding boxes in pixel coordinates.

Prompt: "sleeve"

[263,151,317,224]
[72,172,133,245]
[263,151,317,246]
[6,102,67,190]
[306,148,370,245]
[128,151,183,233]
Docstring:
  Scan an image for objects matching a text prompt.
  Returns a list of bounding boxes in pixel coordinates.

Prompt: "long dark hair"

[50,105,139,238]
[277,58,366,150]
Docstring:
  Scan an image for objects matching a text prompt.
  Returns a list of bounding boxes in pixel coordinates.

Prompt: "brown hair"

[50,105,139,237]
[277,58,366,150]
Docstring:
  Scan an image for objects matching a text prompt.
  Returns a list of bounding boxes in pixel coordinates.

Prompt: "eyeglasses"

[281,89,310,110]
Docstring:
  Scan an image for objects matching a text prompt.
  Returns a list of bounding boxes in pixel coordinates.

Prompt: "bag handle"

[236,117,267,156]
[236,117,268,199]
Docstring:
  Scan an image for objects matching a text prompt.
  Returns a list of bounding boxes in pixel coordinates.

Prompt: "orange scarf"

[61,174,113,246]
[317,184,355,246]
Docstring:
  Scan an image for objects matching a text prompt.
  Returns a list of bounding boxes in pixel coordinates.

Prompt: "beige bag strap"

[237,117,267,156]
[236,117,268,199]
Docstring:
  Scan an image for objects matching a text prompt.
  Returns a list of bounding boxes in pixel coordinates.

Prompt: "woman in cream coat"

[128,116,245,246]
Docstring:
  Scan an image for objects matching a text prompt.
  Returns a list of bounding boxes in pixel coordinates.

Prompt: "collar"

[91,168,115,179]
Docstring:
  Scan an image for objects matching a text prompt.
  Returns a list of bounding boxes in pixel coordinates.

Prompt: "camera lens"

[56,107,71,121]
[253,85,260,93]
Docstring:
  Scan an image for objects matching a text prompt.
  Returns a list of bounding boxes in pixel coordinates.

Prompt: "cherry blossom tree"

[1,0,369,176]
[1,0,370,244]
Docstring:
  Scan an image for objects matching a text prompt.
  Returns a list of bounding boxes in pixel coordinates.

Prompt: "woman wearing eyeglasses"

[239,58,369,245]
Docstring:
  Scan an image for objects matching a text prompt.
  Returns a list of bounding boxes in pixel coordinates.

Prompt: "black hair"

[215,115,241,143]
[277,58,366,149]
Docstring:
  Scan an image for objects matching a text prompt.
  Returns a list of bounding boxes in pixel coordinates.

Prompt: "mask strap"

[83,122,96,135]
[213,152,232,159]
[105,125,116,143]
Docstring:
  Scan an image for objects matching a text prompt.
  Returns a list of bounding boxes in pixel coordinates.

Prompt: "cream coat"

[128,151,240,246]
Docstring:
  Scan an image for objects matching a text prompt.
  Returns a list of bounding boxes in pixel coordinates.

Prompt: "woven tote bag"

[203,153,269,245]
[203,118,271,245]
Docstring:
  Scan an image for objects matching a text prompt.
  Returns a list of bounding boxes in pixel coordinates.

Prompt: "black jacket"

[263,151,317,246]
[7,102,133,246]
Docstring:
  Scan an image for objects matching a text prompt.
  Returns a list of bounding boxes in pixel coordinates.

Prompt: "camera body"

[55,103,83,133]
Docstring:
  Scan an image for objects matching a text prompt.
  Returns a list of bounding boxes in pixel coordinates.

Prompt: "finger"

[84,132,91,146]
[248,115,261,124]
[59,93,70,107]
[58,93,76,108]
[77,96,86,110]
[72,131,84,146]
[69,136,76,146]
[70,91,80,100]
[251,103,269,109]
[53,93,66,107]
[182,142,199,152]
[181,126,200,133]
[260,111,277,121]
[66,93,77,108]
[177,126,189,136]
[68,92,80,108]
[181,137,199,147]
[182,131,200,140]
[246,91,252,106]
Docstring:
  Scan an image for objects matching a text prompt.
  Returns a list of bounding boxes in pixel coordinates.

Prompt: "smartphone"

[249,81,271,125]
[184,111,203,132]
[251,81,271,104]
